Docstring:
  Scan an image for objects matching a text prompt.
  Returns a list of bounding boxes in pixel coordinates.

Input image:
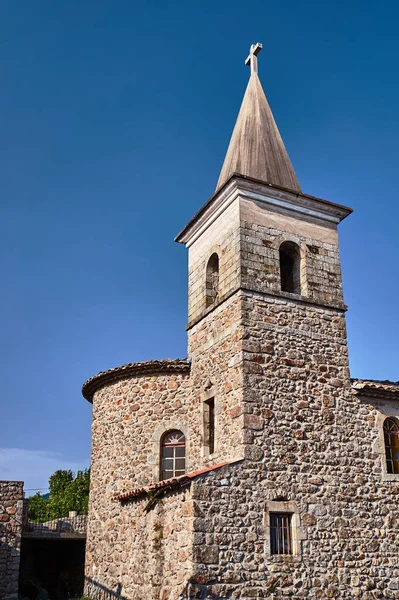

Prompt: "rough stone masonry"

[82,44,399,599]
[0,481,24,600]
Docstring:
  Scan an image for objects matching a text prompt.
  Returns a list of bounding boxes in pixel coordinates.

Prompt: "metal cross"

[245,43,263,75]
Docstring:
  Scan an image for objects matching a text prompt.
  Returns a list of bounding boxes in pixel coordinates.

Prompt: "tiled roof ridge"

[114,458,244,502]
[351,378,399,387]
[351,378,399,399]
[82,358,191,403]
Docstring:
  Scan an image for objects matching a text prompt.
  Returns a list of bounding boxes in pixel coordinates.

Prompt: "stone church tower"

[83,44,399,600]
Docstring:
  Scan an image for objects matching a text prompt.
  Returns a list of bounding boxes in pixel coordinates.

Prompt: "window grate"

[270,513,292,555]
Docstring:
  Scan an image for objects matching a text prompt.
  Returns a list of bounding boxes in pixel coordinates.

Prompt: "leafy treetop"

[28,468,90,522]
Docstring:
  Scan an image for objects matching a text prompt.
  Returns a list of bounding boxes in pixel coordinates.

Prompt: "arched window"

[205,253,219,308]
[279,242,301,294]
[384,417,399,474]
[160,430,186,480]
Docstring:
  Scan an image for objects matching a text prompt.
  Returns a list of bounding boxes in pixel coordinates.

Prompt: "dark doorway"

[19,538,85,600]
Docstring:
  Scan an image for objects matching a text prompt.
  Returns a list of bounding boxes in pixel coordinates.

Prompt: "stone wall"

[185,291,399,599]
[187,199,241,325]
[187,192,346,329]
[187,293,245,466]
[85,288,399,599]
[85,294,247,599]
[85,485,194,600]
[85,370,194,598]
[24,514,87,536]
[0,481,24,600]
[84,175,399,599]
[239,197,345,308]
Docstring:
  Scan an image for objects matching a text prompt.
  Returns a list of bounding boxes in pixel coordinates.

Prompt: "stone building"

[82,44,399,599]
[0,481,24,600]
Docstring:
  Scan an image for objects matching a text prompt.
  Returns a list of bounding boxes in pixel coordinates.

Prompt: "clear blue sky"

[1,0,398,492]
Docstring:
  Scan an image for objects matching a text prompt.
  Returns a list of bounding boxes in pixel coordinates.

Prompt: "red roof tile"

[352,378,399,400]
[114,458,243,502]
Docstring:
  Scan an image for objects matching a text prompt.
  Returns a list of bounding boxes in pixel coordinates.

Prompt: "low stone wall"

[24,514,87,537]
[0,480,24,600]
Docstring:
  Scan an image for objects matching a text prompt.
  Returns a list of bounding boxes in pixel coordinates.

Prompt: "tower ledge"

[175,174,352,248]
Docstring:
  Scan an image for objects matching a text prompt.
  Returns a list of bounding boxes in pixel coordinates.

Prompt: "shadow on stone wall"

[84,577,129,600]
[84,578,211,600]
[84,578,230,600]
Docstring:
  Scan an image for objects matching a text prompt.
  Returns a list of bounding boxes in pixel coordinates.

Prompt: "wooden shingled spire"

[216,43,301,193]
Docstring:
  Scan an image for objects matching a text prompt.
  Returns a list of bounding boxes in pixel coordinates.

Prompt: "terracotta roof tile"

[114,458,243,502]
[351,378,399,399]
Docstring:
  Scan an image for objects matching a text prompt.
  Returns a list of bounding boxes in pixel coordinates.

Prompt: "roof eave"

[351,378,399,401]
[175,173,353,246]
[82,359,191,403]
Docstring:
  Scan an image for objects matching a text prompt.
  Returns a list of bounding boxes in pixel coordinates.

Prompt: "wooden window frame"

[160,430,186,481]
[373,411,399,482]
[384,417,399,475]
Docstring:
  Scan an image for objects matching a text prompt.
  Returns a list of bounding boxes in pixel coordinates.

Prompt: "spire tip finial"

[245,42,263,75]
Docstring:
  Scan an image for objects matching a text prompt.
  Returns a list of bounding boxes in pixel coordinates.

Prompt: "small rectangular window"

[270,513,292,555]
[204,398,215,455]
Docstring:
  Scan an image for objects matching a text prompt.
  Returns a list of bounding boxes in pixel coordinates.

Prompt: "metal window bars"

[270,513,292,555]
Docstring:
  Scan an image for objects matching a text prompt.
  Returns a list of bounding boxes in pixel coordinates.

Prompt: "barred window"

[160,430,186,480]
[270,513,292,555]
[384,417,399,475]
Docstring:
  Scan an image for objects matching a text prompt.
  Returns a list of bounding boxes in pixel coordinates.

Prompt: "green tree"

[28,492,49,521]
[28,468,90,522]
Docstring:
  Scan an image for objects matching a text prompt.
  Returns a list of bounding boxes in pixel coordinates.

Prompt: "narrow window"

[204,398,215,455]
[384,417,399,474]
[205,253,219,308]
[160,430,186,480]
[270,513,292,555]
[279,242,301,294]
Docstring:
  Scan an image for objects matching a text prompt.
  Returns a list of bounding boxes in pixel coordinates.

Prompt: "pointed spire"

[216,43,301,193]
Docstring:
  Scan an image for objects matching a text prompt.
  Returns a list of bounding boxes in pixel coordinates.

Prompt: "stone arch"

[150,421,189,480]
[160,430,186,480]
[279,241,301,294]
[373,411,399,481]
[274,234,307,296]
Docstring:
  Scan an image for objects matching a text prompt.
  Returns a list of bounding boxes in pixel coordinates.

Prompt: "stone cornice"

[175,174,353,247]
[82,359,191,403]
[186,286,347,331]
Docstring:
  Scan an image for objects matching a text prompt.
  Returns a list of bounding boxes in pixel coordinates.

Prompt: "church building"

[82,44,399,599]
